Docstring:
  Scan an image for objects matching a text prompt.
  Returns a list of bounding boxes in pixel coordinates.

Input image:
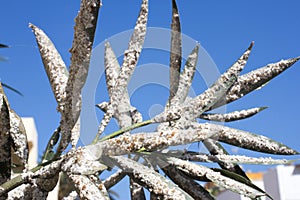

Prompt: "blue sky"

[0,0,300,196]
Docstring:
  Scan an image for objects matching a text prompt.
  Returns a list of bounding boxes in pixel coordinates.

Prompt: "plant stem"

[92,119,153,144]
[0,160,55,196]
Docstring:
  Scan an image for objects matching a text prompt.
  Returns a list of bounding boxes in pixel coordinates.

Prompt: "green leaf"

[200,106,268,122]
[157,156,215,200]
[165,156,266,199]
[29,24,68,112]
[68,174,110,200]
[112,0,149,105]
[169,0,182,100]
[216,124,299,155]
[9,110,29,168]
[103,170,126,190]
[91,123,215,157]
[0,43,9,48]
[178,151,294,165]
[0,83,11,188]
[57,0,101,155]
[104,41,142,129]
[104,41,121,98]
[171,44,199,105]
[106,156,193,199]
[203,139,250,180]
[212,56,300,109]
[188,42,253,117]
[95,0,149,140]
[212,168,272,199]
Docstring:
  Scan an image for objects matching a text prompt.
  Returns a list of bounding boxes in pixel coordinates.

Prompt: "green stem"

[91,119,154,144]
[0,159,56,196]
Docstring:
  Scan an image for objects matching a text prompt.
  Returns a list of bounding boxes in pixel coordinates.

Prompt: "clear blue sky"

[0,0,300,196]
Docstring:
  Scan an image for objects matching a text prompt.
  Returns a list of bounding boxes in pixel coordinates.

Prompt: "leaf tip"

[172,0,178,11]
[104,40,110,48]
[249,41,254,50]
[192,43,200,53]
[28,23,35,29]
[294,56,300,62]
[259,106,268,111]
[0,44,9,48]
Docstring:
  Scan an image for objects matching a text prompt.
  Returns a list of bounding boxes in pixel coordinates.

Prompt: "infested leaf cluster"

[0,0,299,199]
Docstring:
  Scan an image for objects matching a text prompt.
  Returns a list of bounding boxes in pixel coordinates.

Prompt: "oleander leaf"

[103,170,126,190]
[0,83,11,189]
[211,168,272,199]
[157,157,215,200]
[58,0,101,154]
[93,123,216,156]
[171,44,199,105]
[166,157,266,199]
[106,156,193,200]
[169,0,182,100]
[104,41,145,198]
[203,138,249,180]
[96,0,148,139]
[96,101,109,113]
[0,43,8,48]
[68,174,109,200]
[104,41,142,128]
[9,110,28,168]
[104,41,121,98]
[178,151,293,165]
[212,56,300,109]
[188,42,254,117]
[215,124,299,155]
[29,23,68,112]
[200,106,268,122]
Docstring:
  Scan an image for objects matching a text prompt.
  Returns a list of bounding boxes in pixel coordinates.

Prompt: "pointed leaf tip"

[29,22,69,113]
[172,0,179,11]
[104,40,110,48]
[170,43,199,105]
[200,106,269,122]
[28,23,36,30]
[259,106,268,111]
[294,56,300,61]
[212,168,272,199]
[95,0,148,139]
[189,43,252,116]
[0,43,9,48]
[212,55,300,109]
[249,41,254,50]
[216,124,299,155]
[285,56,300,65]
[169,0,182,101]
[57,0,101,155]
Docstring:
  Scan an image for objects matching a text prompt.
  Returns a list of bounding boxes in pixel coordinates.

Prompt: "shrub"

[0,0,298,199]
